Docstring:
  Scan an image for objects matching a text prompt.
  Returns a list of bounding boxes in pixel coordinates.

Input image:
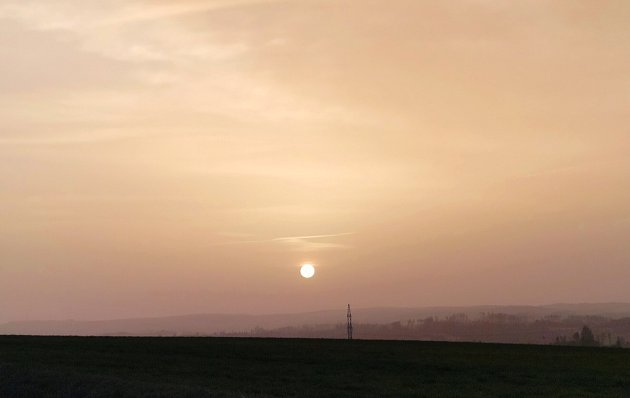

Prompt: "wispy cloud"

[99,0,285,27]
[213,232,354,251]
[0,1,254,64]
[270,233,354,242]
[0,0,284,30]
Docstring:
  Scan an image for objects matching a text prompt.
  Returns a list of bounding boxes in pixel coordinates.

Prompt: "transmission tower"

[347,304,353,340]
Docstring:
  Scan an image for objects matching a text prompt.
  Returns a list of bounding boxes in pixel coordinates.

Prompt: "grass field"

[1,336,630,397]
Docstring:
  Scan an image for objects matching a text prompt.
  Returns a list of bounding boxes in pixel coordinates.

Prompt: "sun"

[300,263,315,279]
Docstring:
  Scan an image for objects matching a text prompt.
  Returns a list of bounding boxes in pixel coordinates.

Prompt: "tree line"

[218,313,630,346]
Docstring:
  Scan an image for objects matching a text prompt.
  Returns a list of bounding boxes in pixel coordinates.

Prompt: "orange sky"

[1,0,629,322]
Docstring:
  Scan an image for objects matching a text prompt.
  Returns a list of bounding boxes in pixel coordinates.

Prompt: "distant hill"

[3,303,630,336]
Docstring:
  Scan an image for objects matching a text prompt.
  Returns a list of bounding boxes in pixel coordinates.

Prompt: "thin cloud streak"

[212,233,355,249]
[100,0,286,27]
[0,0,285,30]
[271,233,355,242]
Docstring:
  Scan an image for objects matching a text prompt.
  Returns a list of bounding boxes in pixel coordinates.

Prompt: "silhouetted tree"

[580,326,597,346]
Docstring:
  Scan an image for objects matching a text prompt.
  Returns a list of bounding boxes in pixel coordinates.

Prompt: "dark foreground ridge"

[2,336,630,397]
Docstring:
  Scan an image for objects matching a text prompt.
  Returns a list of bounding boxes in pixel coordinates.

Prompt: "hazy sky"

[1,0,629,323]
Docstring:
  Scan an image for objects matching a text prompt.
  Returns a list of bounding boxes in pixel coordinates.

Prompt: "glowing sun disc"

[300,263,315,278]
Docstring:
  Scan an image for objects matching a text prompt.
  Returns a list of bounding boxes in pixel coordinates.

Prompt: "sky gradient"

[1,0,629,323]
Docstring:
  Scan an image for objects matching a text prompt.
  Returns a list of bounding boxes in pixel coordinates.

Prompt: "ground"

[1,336,629,397]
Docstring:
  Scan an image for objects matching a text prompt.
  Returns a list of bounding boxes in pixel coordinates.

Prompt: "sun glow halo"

[300,263,315,279]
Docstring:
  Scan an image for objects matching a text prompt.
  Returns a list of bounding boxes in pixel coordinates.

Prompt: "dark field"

[1,336,630,397]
